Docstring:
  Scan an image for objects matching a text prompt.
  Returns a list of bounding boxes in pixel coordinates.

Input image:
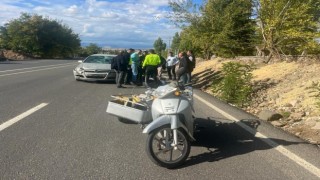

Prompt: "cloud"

[138,0,169,6]
[64,5,78,14]
[101,12,119,19]
[0,0,181,49]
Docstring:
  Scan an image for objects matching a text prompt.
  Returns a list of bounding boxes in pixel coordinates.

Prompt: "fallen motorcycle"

[106,82,195,168]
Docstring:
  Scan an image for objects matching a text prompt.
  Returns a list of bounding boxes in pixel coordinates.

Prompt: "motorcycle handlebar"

[168,81,192,90]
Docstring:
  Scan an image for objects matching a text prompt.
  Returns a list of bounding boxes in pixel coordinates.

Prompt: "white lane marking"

[0,64,74,77]
[0,62,76,73]
[194,94,320,178]
[0,103,48,132]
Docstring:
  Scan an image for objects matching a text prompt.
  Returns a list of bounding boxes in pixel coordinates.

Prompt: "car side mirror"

[78,60,83,63]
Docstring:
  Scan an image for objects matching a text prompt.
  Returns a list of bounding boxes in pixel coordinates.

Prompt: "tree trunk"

[265,53,273,64]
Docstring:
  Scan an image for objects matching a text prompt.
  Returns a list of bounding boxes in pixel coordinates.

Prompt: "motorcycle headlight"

[174,91,181,96]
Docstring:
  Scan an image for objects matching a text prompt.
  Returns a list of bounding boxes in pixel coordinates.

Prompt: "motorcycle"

[106,82,195,168]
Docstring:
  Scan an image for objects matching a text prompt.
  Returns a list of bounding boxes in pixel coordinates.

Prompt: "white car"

[73,54,117,82]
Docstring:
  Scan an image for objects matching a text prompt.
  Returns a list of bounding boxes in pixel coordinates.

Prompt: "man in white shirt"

[166,52,178,80]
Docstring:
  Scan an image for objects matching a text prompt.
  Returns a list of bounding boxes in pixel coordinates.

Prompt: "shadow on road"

[179,117,307,168]
[78,80,115,84]
[81,81,146,89]
[0,61,22,64]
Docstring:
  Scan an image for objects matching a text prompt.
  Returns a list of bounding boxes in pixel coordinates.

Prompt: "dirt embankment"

[193,57,320,145]
[0,50,33,61]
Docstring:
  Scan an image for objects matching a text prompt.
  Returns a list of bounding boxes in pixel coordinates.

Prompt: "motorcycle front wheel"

[146,125,190,168]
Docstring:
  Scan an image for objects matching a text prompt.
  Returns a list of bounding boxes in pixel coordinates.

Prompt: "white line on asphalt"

[0,103,48,132]
[0,64,74,77]
[0,62,76,73]
[194,94,320,178]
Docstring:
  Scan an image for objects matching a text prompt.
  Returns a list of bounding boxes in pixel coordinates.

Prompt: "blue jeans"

[179,73,187,84]
[186,72,191,83]
[116,70,126,87]
[131,63,138,82]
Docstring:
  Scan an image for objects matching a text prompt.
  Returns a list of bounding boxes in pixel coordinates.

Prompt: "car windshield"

[84,55,113,64]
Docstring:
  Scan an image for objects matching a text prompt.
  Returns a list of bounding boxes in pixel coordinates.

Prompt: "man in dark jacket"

[114,51,128,88]
[137,50,146,85]
[186,50,195,83]
[176,52,189,84]
[123,49,133,85]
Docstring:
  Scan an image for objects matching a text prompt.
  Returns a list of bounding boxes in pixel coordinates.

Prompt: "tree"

[169,0,256,58]
[168,0,200,27]
[198,0,256,57]
[0,13,81,58]
[0,26,9,49]
[170,32,181,54]
[85,43,102,55]
[153,37,167,54]
[168,0,206,57]
[255,0,320,62]
[176,15,215,59]
[77,43,102,57]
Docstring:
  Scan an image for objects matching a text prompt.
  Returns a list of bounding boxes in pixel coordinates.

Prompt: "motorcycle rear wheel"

[146,125,190,168]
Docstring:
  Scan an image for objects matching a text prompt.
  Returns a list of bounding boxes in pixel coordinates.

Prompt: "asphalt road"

[0,60,320,180]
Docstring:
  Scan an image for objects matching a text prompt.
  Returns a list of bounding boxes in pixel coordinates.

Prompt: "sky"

[0,0,202,49]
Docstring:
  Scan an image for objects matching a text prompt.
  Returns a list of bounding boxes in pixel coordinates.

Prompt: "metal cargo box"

[106,100,152,124]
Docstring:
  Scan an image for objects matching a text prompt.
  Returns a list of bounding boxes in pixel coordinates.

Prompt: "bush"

[308,81,320,108]
[211,61,255,107]
[280,111,291,119]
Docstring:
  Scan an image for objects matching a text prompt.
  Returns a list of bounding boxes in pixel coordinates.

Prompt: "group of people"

[111,48,195,88]
[167,50,195,84]
[111,48,144,88]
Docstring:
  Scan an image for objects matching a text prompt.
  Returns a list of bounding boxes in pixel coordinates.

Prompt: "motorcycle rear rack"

[110,94,150,108]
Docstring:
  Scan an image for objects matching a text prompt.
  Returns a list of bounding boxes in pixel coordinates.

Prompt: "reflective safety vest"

[142,54,161,68]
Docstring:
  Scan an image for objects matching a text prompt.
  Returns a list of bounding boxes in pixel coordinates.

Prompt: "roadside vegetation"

[1,1,318,60]
[0,13,113,59]
[211,61,255,107]
[0,13,80,58]
[165,0,320,111]
[308,82,320,109]
[168,0,320,60]
[78,43,102,57]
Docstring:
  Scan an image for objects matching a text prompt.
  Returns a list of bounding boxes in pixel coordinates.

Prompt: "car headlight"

[76,67,84,73]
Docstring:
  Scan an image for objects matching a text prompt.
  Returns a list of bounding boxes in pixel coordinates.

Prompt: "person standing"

[157,54,166,79]
[166,52,177,80]
[176,52,188,84]
[129,48,139,84]
[137,50,146,85]
[186,50,195,83]
[123,49,133,85]
[114,50,128,88]
[142,49,161,88]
